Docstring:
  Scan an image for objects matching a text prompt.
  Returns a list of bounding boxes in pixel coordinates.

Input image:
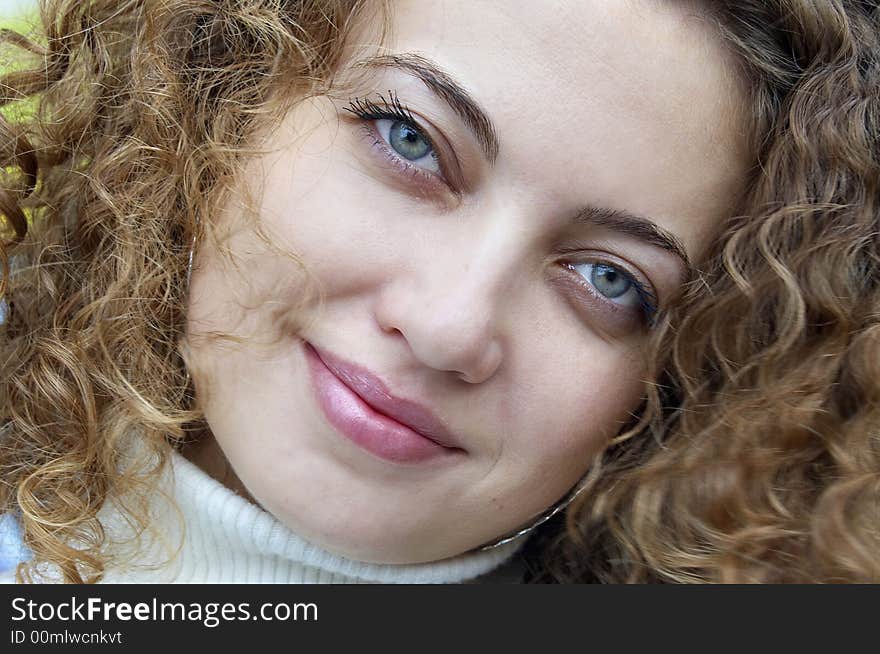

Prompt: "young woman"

[1,0,877,583]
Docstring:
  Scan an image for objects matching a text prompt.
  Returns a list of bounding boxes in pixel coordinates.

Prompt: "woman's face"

[185,0,748,563]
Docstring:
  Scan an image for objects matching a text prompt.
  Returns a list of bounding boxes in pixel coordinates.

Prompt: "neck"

[179,429,253,500]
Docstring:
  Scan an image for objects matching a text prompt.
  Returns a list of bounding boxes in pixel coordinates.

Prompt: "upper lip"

[308,342,464,451]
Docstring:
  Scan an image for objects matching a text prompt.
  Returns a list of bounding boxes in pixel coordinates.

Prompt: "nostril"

[455,340,503,384]
[382,324,407,339]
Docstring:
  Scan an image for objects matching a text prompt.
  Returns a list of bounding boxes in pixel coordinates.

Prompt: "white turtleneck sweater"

[3,452,524,584]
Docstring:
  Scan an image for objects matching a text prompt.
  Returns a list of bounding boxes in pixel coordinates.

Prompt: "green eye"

[388,120,432,161]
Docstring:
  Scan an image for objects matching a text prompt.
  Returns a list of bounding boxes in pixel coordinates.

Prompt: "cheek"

[507,339,647,485]
[251,117,429,298]
[187,228,312,346]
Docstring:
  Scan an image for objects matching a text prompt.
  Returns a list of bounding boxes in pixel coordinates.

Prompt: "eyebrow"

[352,52,500,163]
[574,206,692,271]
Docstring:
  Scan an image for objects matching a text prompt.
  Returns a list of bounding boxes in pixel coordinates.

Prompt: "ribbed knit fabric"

[92,451,523,584]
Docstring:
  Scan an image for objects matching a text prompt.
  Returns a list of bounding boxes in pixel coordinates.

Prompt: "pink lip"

[304,341,464,464]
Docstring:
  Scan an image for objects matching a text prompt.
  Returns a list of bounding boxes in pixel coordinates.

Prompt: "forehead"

[378,0,750,258]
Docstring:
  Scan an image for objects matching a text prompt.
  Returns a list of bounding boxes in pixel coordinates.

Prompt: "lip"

[304,341,464,464]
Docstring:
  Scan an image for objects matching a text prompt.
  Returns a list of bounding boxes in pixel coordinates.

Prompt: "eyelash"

[345,93,660,330]
[345,92,450,191]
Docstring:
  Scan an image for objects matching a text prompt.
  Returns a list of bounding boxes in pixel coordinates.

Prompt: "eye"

[345,93,454,193]
[563,260,658,323]
[573,262,637,303]
[374,118,441,174]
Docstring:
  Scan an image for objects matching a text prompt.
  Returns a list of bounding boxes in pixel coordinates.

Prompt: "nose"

[373,258,507,385]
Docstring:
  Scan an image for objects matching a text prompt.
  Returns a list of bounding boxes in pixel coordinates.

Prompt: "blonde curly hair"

[529,1,880,583]
[1,0,877,583]
[0,0,383,583]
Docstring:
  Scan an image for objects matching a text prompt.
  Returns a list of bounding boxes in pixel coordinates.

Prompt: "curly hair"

[1,0,877,583]
[530,0,880,583]
[0,0,383,583]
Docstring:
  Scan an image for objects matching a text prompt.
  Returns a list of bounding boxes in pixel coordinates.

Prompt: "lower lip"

[304,343,458,464]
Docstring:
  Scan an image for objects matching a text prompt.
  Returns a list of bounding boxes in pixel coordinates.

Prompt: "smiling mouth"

[303,341,465,464]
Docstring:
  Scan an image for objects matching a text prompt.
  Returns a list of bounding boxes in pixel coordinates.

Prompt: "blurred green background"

[0,0,38,259]
[0,1,36,19]
[0,0,36,29]
[0,0,39,124]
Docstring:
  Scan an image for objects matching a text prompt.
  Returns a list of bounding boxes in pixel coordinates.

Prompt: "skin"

[183,0,750,563]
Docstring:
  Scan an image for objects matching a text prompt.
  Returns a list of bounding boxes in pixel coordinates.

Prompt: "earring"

[477,477,589,550]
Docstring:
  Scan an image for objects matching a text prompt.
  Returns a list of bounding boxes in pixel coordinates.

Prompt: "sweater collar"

[101,451,523,583]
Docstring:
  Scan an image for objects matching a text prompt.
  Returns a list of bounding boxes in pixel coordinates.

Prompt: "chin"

[267,500,475,564]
